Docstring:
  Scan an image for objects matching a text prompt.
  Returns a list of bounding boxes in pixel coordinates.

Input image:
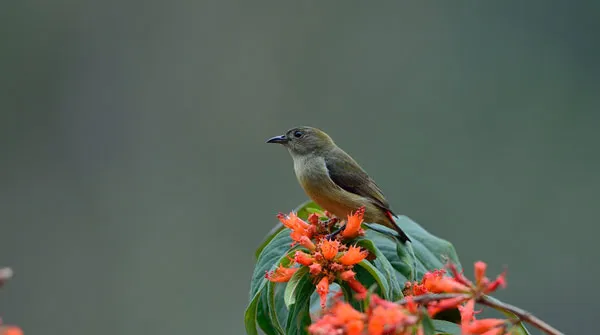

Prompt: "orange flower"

[470,261,507,294]
[370,294,400,309]
[367,306,387,335]
[309,263,322,275]
[289,231,304,243]
[346,319,364,335]
[307,213,321,225]
[424,276,470,293]
[460,298,505,334]
[421,269,446,287]
[316,277,330,308]
[298,236,316,251]
[366,294,421,335]
[319,239,340,260]
[342,207,365,239]
[308,301,365,335]
[338,246,368,265]
[474,261,487,285]
[484,272,506,293]
[0,326,23,335]
[333,301,365,323]
[310,295,430,335]
[340,270,356,281]
[294,251,314,266]
[447,262,474,287]
[463,319,506,334]
[459,299,476,324]
[265,264,297,283]
[308,315,338,335]
[340,270,367,295]
[277,212,308,230]
[368,305,414,335]
[277,212,313,242]
[404,296,418,314]
[404,268,446,296]
[427,296,469,316]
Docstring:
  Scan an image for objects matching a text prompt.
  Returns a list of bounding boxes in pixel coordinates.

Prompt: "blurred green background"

[1,1,598,334]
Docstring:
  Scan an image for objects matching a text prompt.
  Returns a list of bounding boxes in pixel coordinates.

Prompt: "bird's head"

[267,126,335,156]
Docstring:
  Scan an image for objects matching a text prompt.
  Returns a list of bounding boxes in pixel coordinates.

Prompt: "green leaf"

[354,260,391,299]
[266,250,307,333]
[257,284,282,335]
[248,228,300,334]
[285,268,315,335]
[434,308,462,324]
[265,282,286,334]
[255,200,318,259]
[363,214,461,283]
[255,225,285,259]
[432,319,462,335]
[355,238,404,300]
[421,313,437,335]
[244,288,262,335]
[284,267,310,307]
[351,264,378,293]
[511,322,533,335]
[250,229,292,299]
[295,200,321,219]
[396,214,461,272]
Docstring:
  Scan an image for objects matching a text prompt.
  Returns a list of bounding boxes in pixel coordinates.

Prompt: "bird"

[266,126,410,243]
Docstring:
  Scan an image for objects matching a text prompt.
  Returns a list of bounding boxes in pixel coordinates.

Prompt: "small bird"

[267,126,410,243]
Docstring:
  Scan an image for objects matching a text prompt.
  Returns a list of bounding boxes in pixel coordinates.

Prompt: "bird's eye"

[293,130,304,138]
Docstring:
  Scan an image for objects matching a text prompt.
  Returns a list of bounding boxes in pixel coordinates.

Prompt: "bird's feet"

[325,223,346,240]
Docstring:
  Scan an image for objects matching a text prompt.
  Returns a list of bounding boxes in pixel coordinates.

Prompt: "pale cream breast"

[291,154,386,223]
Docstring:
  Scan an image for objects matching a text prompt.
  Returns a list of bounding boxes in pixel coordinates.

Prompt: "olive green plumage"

[267,126,410,243]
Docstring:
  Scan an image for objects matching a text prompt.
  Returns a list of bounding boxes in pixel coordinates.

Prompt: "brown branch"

[478,295,564,335]
[395,293,564,335]
[396,293,468,305]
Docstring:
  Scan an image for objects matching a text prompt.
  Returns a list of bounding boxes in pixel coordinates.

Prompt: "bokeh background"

[1,1,598,334]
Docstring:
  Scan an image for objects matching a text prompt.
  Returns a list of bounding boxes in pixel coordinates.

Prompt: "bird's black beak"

[266,135,289,144]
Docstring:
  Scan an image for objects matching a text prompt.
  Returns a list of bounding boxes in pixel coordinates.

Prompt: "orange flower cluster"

[0,325,23,335]
[403,268,446,296]
[277,207,366,246]
[403,261,506,307]
[309,294,422,335]
[342,207,366,239]
[265,208,369,308]
[460,299,507,335]
[265,264,298,283]
[424,261,506,296]
[309,261,513,335]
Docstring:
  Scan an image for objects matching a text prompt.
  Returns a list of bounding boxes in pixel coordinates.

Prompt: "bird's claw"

[325,232,339,240]
[325,224,346,240]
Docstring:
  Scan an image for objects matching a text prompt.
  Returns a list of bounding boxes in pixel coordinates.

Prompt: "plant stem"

[396,293,468,305]
[397,293,564,335]
[479,295,564,335]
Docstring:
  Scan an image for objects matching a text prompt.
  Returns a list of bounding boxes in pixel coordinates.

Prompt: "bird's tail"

[385,210,411,244]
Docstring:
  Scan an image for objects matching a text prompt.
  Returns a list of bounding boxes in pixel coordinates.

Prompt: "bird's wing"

[324,150,393,213]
